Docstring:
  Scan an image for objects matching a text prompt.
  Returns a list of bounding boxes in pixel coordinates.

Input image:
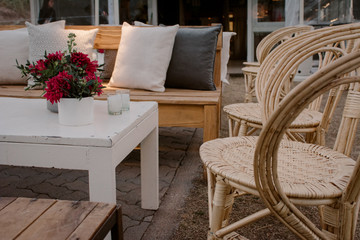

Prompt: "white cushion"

[221,32,236,84]
[0,28,29,84]
[0,21,65,85]
[26,22,98,62]
[109,22,179,92]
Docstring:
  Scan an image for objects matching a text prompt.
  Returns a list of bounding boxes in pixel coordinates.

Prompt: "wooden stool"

[0,197,123,240]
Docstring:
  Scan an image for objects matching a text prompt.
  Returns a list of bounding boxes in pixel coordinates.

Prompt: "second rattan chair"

[225,23,360,145]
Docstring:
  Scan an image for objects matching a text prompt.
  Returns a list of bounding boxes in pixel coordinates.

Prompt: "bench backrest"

[0,24,223,89]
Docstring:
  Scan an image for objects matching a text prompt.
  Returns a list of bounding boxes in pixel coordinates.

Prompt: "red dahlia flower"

[44,71,72,104]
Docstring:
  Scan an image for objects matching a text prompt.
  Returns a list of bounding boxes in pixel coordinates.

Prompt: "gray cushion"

[165,25,221,90]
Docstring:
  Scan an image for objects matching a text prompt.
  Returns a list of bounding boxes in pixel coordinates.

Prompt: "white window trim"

[29,0,38,24]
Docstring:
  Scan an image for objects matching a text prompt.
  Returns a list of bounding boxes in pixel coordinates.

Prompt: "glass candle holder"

[107,91,122,115]
[120,89,130,111]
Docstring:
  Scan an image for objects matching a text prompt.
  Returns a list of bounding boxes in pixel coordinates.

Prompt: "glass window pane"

[0,0,31,25]
[355,0,360,21]
[119,0,148,24]
[254,32,270,61]
[305,0,351,25]
[319,0,345,23]
[257,0,285,22]
[99,0,109,24]
[37,0,95,25]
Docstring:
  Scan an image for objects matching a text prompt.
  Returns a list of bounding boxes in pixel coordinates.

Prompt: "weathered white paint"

[0,97,159,209]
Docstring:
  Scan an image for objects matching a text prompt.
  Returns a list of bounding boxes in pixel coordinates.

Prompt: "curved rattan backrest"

[255,23,360,123]
[256,25,314,64]
[254,50,360,239]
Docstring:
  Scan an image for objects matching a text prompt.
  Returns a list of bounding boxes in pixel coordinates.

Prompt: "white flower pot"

[58,97,94,126]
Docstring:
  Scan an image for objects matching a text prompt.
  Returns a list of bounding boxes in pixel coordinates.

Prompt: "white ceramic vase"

[58,97,94,126]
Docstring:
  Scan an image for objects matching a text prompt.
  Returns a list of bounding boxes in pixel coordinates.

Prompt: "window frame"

[30,0,157,25]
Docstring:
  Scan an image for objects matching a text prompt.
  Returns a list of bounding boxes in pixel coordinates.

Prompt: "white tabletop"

[0,97,158,147]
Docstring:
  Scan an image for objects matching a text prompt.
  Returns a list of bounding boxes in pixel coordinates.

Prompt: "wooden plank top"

[0,84,221,105]
[0,197,119,240]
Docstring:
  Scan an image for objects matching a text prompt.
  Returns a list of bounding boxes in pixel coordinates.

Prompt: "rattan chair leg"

[228,118,240,137]
[319,204,340,237]
[304,131,315,143]
[208,169,216,226]
[238,121,248,136]
[339,202,360,239]
[233,121,241,137]
[243,72,256,103]
[209,176,235,239]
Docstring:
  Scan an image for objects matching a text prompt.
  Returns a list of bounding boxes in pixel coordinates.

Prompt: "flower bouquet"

[17,33,104,104]
[17,33,104,126]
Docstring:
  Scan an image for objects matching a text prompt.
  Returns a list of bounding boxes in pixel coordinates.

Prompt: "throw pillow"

[0,21,65,85]
[0,28,29,84]
[26,22,98,62]
[109,22,179,92]
[221,32,236,84]
[165,25,221,90]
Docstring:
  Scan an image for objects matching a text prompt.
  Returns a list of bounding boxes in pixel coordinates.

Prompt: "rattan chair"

[253,53,360,240]
[200,25,360,240]
[225,24,360,145]
[242,25,313,103]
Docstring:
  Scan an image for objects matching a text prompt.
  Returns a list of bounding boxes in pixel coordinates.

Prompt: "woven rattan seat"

[201,136,354,199]
[224,103,323,129]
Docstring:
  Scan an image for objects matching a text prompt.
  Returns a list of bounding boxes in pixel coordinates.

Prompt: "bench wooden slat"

[105,85,221,96]
[0,85,43,98]
[0,197,16,210]
[67,203,118,240]
[128,95,220,105]
[16,200,97,240]
[0,25,24,30]
[0,85,220,105]
[0,198,56,239]
[159,104,204,127]
[0,198,122,240]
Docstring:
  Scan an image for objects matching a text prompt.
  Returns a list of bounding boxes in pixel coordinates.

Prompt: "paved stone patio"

[0,126,203,240]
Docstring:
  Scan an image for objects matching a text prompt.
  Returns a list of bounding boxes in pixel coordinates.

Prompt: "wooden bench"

[0,197,123,239]
[0,25,223,142]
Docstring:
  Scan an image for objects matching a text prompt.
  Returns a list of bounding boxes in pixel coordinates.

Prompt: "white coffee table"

[0,97,159,210]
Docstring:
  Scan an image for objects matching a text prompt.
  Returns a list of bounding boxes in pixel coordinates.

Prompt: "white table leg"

[140,126,159,209]
[88,148,117,204]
